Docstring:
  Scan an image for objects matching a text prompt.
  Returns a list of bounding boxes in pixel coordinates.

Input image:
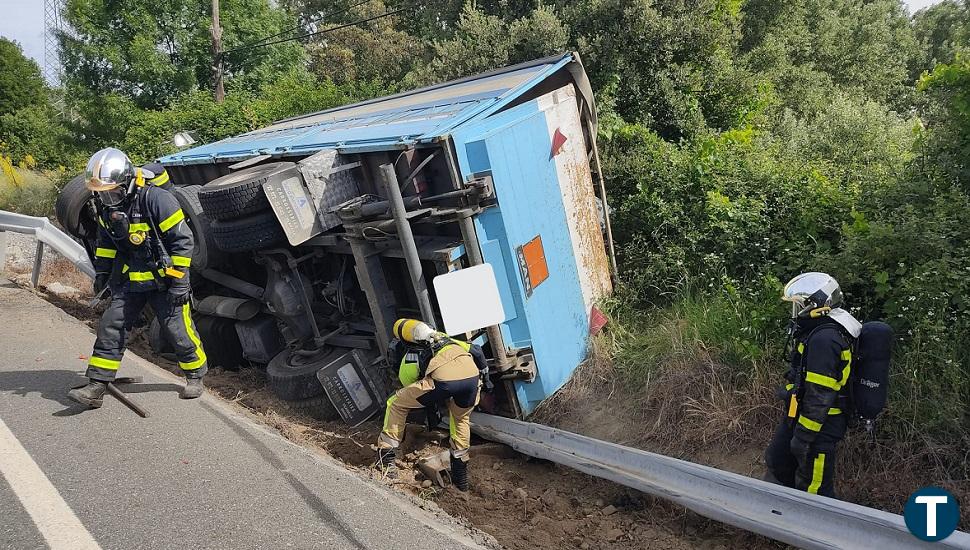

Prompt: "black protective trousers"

[764,413,846,498]
[86,290,207,382]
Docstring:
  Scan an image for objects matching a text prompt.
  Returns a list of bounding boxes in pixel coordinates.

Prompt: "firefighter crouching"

[376,319,492,491]
[764,272,862,498]
[68,147,207,407]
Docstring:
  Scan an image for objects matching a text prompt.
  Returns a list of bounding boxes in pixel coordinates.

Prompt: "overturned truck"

[57,52,615,423]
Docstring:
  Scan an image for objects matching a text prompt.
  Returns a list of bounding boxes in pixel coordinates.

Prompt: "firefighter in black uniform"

[68,147,207,407]
[764,272,862,498]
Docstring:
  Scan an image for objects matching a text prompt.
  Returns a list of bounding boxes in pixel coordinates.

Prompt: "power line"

[238,0,377,52]
[222,5,411,57]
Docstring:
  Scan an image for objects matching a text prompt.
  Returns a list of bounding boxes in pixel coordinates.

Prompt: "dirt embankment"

[7,261,780,550]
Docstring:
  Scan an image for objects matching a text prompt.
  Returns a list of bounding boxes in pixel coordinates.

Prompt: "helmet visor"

[96,186,128,207]
[782,272,842,316]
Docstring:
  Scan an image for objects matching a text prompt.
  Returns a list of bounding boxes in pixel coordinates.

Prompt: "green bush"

[0,169,59,217]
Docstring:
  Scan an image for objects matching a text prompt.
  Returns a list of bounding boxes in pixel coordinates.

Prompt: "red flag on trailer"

[551,128,567,158]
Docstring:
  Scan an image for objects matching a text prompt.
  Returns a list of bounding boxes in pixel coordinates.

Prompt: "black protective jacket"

[93,184,193,293]
[785,317,853,446]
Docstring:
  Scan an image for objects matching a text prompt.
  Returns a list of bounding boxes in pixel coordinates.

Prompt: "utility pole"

[211,0,225,103]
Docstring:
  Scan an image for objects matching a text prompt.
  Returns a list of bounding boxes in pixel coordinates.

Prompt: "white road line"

[0,418,101,550]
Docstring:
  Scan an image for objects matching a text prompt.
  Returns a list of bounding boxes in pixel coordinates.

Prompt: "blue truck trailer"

[59,52,616,422]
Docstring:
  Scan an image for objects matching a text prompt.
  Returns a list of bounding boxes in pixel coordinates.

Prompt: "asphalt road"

[0,279,488,550]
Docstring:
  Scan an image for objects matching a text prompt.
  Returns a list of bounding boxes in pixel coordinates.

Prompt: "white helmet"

[85,147,135,207]
[782,272,843,319]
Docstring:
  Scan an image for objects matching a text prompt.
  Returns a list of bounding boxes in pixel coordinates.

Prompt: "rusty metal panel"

[540,85,612,312]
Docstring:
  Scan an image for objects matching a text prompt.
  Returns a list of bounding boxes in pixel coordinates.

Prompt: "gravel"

[0,230,64,273]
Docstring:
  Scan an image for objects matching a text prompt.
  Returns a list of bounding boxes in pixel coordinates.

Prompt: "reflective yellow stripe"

[839,350,852,387]
[798,415,823,432]
[171,255,191,267]
[149,171,170,186]
[122,264,129,273]
[97,216,106,227]
[785,383,794,391]
[95,247,117,258]
[88,356,121,370]
[449,412,457,439]
[797,343,805,354]
[128,271,155,282]
[129,223,150,233]
[383,394,399,434]
[158,209,185,232]
[178,303,207,371]
[807,453,826,494]
[805,371,841,390]
[828,408,842,415]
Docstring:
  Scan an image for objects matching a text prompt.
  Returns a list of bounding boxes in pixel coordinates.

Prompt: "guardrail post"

[31,240,44,288]
[0,230,6,274]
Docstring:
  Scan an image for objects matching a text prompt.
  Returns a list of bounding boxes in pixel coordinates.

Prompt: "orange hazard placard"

[517,235,549,296]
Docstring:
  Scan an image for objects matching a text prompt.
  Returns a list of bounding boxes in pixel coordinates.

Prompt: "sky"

[0,0,952,81]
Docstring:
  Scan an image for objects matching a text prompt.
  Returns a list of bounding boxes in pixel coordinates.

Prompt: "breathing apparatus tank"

[852,321,893,433]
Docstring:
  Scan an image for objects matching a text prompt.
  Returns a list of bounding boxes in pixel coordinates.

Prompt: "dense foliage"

[1,0,969,449]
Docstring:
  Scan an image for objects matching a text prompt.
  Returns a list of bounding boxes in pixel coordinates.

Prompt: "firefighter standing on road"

[376,319,491,491]
[764,272,862,498]
[68,147,207,407]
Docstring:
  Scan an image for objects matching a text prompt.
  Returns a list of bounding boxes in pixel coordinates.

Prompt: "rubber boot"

[450,454,469,492]
[181,377,204,399]
[68,381,107,408]
[376,448,398,479]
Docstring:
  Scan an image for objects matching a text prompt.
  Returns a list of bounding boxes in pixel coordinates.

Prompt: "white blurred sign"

[433,264,506,336]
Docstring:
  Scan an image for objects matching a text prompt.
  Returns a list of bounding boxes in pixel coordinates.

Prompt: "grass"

[0,169,59,217]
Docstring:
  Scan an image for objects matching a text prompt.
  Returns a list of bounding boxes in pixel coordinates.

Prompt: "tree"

[741,0,919,113]
[910,0,968,78]
[0,39,47,116]
[404,3,568,87]
[301,1,423,89]
[563,0,756,139]
[60,0,304,110]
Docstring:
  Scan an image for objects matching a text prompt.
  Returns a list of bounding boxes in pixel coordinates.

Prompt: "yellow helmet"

[392,318,437,344]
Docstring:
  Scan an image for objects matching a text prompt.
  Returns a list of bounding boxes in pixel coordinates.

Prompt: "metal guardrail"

[0,210,95,285]
[471,413,970,550]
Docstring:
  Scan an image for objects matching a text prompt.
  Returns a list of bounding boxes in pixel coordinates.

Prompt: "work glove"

[482,375,495,394]
[167,270,192,306]
[93,273,110,295]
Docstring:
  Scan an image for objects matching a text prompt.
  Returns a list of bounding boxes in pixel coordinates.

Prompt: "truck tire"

[266,347,342,401]
[54,174,97,240]
[285,395,340,421]
[198,162,298,221]
[172,185,223,271]
[210,210,287,253]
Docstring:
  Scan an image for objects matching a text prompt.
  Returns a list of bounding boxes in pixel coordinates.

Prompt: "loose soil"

[8,264,778,550]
